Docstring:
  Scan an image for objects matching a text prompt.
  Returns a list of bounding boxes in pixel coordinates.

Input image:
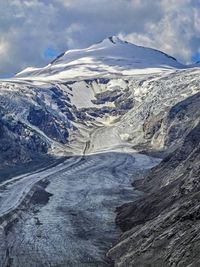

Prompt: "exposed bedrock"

[27,106,69,144]
[108,95,200,266]
[0,108,48,168]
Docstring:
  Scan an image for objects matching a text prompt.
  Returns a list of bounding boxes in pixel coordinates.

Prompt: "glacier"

[0,36,199,266]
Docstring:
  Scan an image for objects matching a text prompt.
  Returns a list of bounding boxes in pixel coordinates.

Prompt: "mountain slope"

[0,38,198,167]
[16,36,184,81]
[0,36,200,267]
[108,95,200,267]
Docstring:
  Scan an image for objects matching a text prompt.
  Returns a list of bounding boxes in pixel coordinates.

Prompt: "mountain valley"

[0,37,199,267]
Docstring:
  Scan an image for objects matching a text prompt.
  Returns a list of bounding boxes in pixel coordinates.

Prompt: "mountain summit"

[16,36,184,81]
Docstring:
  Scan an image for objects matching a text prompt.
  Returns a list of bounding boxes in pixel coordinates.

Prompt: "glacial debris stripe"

[0,36,199,266]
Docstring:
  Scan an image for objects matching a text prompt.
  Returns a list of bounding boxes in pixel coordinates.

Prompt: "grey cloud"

[0,0,199,75]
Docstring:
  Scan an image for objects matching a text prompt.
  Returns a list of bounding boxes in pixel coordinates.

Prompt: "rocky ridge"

[108,83,200,266]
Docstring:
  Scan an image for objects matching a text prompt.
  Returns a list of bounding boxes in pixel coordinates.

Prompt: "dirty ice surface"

[0,151,160,267]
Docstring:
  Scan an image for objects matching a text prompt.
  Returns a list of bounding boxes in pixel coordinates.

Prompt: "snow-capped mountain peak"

[15,36,185,82]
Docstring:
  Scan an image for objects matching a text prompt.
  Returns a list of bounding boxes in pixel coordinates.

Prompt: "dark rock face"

[0,108,48,168]
[164,92,200,150]
[0,77,135,169]
[140,92,200,156]
[0,82,75,169]
[27,106,69,144]
[108,95,200,266]
[92,90,123,104]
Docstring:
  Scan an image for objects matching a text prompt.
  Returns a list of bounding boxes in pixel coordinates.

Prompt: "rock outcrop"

[108,94,200,267]
[0,107,48,167]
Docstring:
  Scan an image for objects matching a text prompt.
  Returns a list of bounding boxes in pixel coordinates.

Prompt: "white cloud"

[120,0,200,63]
[0,39,8,56]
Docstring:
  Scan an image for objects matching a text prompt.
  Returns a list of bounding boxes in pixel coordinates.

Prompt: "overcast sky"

[0,0,199,76]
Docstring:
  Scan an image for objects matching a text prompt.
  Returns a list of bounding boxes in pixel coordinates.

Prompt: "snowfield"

[16,36,184,82]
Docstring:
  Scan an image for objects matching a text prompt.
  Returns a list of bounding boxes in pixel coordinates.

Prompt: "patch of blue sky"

[192,52,200,63]
[43,47,60,60]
